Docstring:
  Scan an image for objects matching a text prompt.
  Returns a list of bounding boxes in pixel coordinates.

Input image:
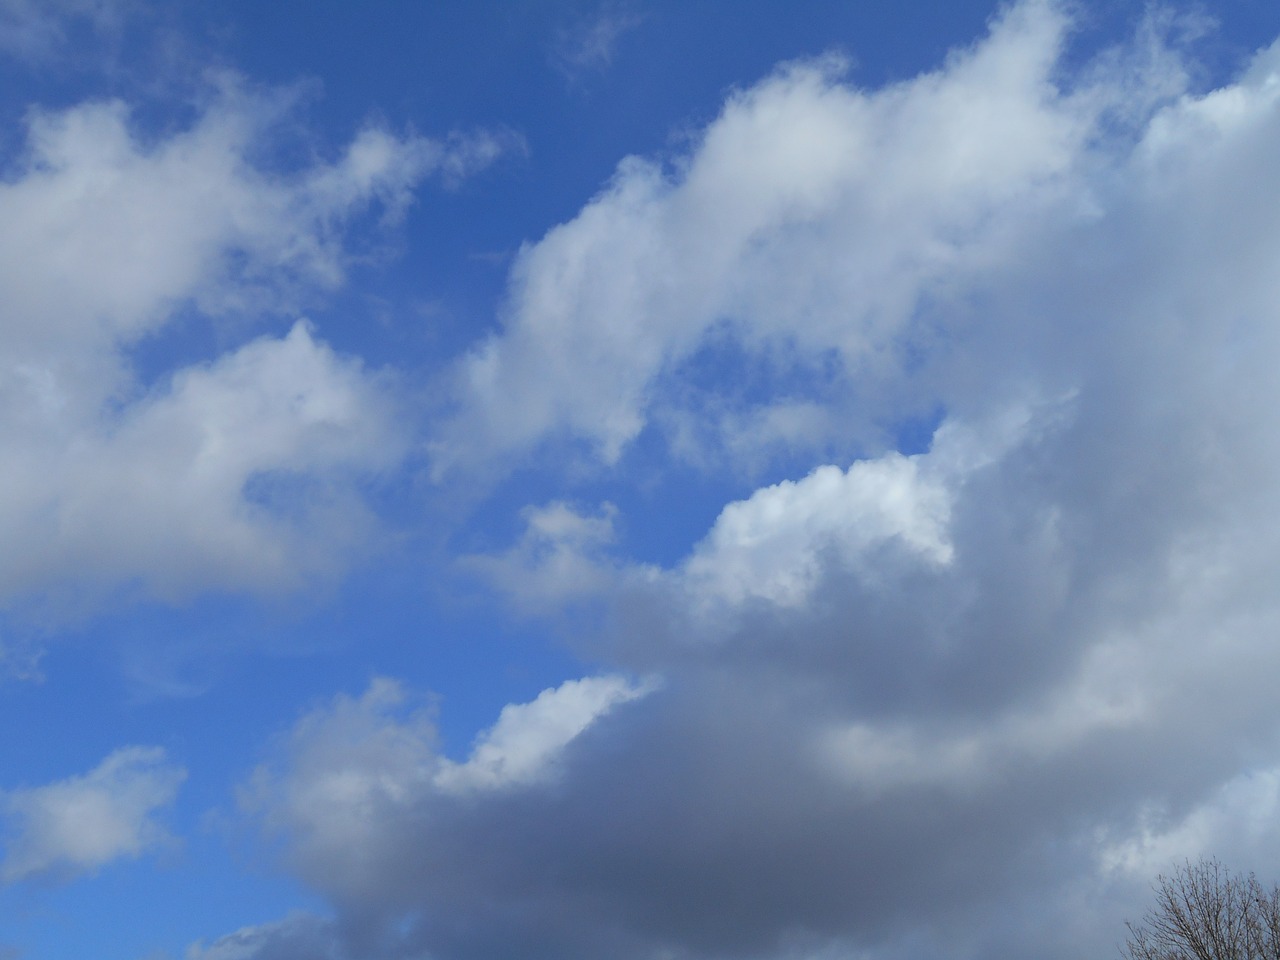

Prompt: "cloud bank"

[202,2,1280,958]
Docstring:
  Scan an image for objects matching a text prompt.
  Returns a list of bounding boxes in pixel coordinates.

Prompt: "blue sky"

[4,1,1280,958]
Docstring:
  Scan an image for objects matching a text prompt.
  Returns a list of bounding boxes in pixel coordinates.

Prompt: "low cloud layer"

[210,3,1280,958]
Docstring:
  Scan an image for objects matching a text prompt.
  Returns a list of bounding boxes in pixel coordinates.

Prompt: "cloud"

[679,402,1051,603]
[211,4,1280,959]
[551,2,644,79]
[2,321,400,603]
[0,0,129,60]
[431,0,1085,478]
[242,675,653,901]
[0,746,185,883]
[0,80,492,350]
[434,674,654,793]
[474,400,1052,634]
[0,79,512,621]
[1097,766,1280,882]
[185,913,346,960]
[463,500,622,611]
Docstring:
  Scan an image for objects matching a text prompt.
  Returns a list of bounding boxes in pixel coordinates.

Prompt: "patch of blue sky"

[0,856,327,960]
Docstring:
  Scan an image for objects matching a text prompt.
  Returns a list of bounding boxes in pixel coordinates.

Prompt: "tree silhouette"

[1121,858,1280,960]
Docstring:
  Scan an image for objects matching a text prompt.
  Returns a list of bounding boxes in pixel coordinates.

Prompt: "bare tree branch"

[1121,859,1280,960]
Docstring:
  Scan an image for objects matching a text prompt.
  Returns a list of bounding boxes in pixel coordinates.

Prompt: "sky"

[3,0,1280,957]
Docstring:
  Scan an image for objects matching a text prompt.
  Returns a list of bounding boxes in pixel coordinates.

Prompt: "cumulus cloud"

[0,79,512,620]
[435,673,653,793]
[0,746,185,883]
[0,80,492,349]
[243,676,653,901]
[214,4,1280,959]
[1,322,400,602]
[670,409,1043,611]
[477,400,1052,633]
[431,0,1087,478]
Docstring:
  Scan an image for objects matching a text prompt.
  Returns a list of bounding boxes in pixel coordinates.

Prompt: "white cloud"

[677,402,1055,609]
[682,453,953,609]
[0,746,185,883]
[470,400,1048,625]
[243,678,437,867]
[0,81,491,353]
[431,0,1085,478]
[0,321,400,602]
[0,80,512,618]
[435,674,654,793]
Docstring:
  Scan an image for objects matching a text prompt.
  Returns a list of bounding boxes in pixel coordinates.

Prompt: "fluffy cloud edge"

[429,0,1102,480]
[0,74,521,620]
[0,745,185,884]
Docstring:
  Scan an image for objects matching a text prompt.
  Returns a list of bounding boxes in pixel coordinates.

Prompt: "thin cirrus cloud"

[551,2,645,79]
[205,2,1280,958]
[0,0,126,60]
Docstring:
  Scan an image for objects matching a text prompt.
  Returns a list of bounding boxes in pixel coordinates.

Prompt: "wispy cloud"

[0,0,131,60]
[1,747,185,883]
[551,2,645,79]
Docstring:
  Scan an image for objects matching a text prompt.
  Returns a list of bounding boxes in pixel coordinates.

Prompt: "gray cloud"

[220,3,1280,958]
